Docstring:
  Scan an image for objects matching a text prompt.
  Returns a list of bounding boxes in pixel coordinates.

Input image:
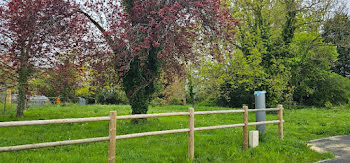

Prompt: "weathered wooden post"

[6,89,11,105]
[188,107,194,160]
[278,104,283,139]
[243,106,249,150]
[3,90,6,115]
[108,111,117,163]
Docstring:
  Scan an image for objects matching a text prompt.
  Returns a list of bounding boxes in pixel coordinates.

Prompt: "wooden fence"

[0,105,284,162]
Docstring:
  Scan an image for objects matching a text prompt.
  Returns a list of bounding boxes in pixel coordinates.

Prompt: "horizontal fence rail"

[248,108,280,112]
[0,105,284,163]
[117,112,190,120]
[0,117,111,127]
[248,120,283,126]
[0,137,110,152]
[195,110,244,115]
[194,123,245,131]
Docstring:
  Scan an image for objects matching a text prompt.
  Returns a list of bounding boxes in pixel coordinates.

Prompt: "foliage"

[199,0,345,107]
[199,50,265,107]
[216,83,254,108]
[162,76,186,105]
[186,73,195,106]
[149,97,166,107]
[322,13,350,77]
[197,95,218,107]
[167,97,183,105]
[1,0,349,118]
[289,32,339,106]
[34,53,83,103]
[0,0,84,117]
[183,63,205,107]
[199,0,292,107]
[77,0,239,116]
[304,72,350,106]
[75,86,95,104]
[84,52,119,104]
[96,88,128,105]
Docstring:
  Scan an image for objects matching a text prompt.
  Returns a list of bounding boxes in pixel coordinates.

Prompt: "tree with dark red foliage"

[36,52,82,104]
[0,0,238,118]
[0,0,85,117]
[78,0,239,119]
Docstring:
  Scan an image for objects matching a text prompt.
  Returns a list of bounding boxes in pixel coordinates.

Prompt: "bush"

[168,97,183,105]
[96,88,128,105]
[324,101,333,109]
[197,96,218,107]
[150,97,167,107]
[306,72,350,106]
[216,83,254,108]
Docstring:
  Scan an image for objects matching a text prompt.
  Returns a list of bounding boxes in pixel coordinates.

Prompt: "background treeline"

[192,0,350,108]
[8,0,350,108]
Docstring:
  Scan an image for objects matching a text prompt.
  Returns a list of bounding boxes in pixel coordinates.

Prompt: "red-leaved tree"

[36,52,83,104]
[77,0,239,118]
[0,0,85,117]
[1,0,239,118]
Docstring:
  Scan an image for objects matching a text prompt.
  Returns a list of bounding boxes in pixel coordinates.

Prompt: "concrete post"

[249,130,259,148]
[254,91,266,134]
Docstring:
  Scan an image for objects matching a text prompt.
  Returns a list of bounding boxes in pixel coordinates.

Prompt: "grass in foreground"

[0,104,349,162]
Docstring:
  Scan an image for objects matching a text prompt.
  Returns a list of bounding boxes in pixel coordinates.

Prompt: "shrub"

[96,88,128,105]
[197,96,218,107]
[150,97,167,107]
[216,83,254,108]
[324,101,333,109]
[168,97,183,105]
[306,72,350,106]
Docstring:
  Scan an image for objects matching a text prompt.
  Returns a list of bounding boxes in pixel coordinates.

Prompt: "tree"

[79,51,118,104]
[289,32,339,105]
[35,52,83,103]
[0,57,17,88]
[162,76,186,105]
[0,0,84,117]
[323,13,350,77]
[78,0,239,117]
[200,0,343,107]
[221,0,294,106]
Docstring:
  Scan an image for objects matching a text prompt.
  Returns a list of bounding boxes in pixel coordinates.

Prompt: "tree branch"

[77,10,117,53]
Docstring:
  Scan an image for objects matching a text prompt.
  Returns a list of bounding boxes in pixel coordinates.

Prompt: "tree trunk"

[130,95,149,124]
[122,47,160,124]
[124,59,157,124]
[16,68,28,118]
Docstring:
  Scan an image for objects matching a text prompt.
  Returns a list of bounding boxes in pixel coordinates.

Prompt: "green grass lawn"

[0,104,349,162]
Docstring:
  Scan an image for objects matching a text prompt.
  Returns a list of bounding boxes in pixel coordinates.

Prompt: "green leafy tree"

[226,0,294,106]
[289,32,339,104]
[323,13,350,77]
[201,0,345,107]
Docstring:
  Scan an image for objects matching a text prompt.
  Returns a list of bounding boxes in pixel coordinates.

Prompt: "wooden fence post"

[108,111,117,163]
[188,107,194,160]
[278,105,283,139]
[243,106,248,150]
